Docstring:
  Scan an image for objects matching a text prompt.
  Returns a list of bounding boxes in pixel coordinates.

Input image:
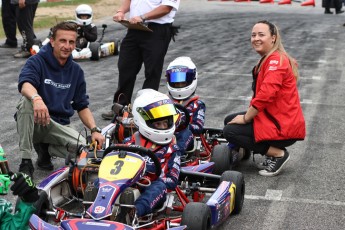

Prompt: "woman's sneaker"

[255,155,274,170]
[259,150,290,177]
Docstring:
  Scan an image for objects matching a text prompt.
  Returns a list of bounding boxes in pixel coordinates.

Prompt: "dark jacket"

[18,43,89,125]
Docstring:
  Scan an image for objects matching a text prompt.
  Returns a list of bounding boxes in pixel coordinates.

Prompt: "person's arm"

[227,106,258,125]
[21,82,50,126]
[113,0,131,22]
[0,172,39,229]
[0,199,36,230]
[189,101,206,134]
[139,5,173,21]
[128,5,173,24]
[81,24,98,42]
[160,146,181,190]
[78,108,105,147]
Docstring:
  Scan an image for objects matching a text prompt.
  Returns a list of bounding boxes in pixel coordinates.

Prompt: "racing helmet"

[166,56,198,100]
[75,4,93,26]
[132,89,177,145]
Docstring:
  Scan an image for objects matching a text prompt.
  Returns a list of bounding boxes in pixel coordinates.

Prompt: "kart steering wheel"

[102,145,162,179]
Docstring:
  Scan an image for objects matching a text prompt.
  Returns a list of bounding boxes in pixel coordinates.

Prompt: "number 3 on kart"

[110,160,124,175]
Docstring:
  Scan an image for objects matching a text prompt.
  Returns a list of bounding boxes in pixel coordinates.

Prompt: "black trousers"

[223,111,296,155]
[1,0,17,46]
[323,0,343,11]
[113,23,172,105]
[15,2,38,51]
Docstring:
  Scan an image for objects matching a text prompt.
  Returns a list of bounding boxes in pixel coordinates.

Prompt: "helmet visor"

[77,14,92,19]
[136,99,177,121]
[166,67,196,88]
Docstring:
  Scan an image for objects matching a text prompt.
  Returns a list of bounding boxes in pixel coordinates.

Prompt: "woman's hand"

[228,115,247,125]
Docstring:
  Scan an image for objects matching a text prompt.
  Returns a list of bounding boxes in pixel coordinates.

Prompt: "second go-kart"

[30,23,120,61]
[101,102,251,176]
[29,143,244,230]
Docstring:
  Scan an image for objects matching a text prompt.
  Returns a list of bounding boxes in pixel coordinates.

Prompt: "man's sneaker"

[19,159,34,179]
[256,155,274,170]
[101,110,115,120]
[259,150,290,177]
[35,143,54,171]
[14,50,31,58]
[0,43,17,48]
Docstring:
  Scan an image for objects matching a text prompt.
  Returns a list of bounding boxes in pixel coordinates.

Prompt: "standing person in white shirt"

[101,0,180,120]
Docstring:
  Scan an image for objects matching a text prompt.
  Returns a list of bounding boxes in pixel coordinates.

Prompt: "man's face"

[50,30,77,62]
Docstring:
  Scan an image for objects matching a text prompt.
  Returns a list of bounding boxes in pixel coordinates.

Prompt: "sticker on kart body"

[84,222,111,226]
[99,154,144,181]
[94,206,105,214]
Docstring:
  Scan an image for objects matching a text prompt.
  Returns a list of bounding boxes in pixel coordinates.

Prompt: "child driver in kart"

[120,89,181,223]
[166,56,206,155]
[74,4,98,50]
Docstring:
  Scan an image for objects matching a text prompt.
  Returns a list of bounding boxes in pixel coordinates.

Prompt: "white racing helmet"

[75,4,93,26]
[166,56,198,100]
[132,89,177,145]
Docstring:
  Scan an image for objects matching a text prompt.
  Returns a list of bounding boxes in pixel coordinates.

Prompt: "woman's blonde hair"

[255,20,299,81]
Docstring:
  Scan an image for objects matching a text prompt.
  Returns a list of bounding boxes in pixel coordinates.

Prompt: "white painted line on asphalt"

[300,99,313,104]
[265,189,283,200]
[299,60,327,64]
[202,72,322,79]
[201,72,251,77]
[245,192,345,207]
[202,95,317,105]
[300,76,321,80]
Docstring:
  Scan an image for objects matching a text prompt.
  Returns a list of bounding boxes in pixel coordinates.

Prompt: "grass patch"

[0,0,97,39]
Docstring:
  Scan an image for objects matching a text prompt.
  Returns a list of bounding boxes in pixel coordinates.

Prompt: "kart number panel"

[99,153,145,181]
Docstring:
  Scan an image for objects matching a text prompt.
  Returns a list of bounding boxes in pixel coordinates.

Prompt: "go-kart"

[29,142,244,230]
[30,22,120,61]
[172,103,251,175]
[100,102,251,175]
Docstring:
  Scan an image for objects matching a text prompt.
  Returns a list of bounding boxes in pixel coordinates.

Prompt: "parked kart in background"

[30,23,120,61]
[29,143,244,230]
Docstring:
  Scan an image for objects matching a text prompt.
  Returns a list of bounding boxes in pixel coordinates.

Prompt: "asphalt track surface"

[1,0,345,229]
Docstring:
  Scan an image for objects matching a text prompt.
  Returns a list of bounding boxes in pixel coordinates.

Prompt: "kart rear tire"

[181,202,211,230]
[210,144,232,175]
[220,170,245,215]
[89,42,101,61]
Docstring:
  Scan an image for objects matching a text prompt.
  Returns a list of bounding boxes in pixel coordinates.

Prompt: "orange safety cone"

[278,0,291,4]
[301,0,315,7]
[259,0,274,3]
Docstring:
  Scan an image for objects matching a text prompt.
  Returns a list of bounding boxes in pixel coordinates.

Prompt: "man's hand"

[19,0,26,9]
[33,98,50,126]
[9,172,39,203]
[91,132,105,149]
[113,11,125,22]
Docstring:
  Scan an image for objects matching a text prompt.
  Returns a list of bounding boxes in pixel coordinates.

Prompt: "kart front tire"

[114,39,120,55]
[89,42,101,60]
[210,144,232,175]
[220,170,245,215]
[242,148,251,160]
[181,202,211,230]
